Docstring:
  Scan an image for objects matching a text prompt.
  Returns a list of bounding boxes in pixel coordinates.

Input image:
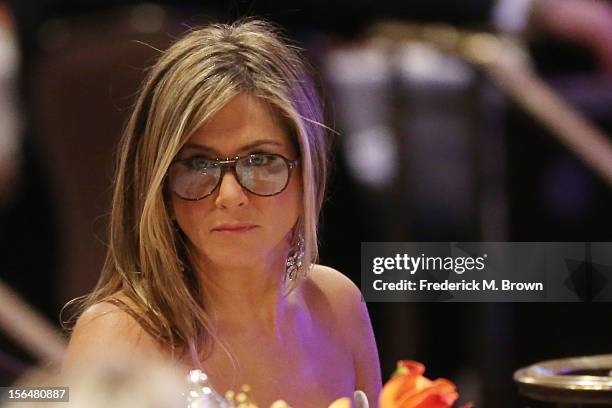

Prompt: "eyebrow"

[181,139,285,155]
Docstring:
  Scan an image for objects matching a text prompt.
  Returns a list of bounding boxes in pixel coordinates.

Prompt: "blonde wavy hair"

[64,19,331,366]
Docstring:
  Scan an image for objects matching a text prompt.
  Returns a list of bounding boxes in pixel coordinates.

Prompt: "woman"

[62,19,382,407]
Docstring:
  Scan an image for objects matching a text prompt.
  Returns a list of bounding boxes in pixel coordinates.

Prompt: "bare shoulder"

[62,293,162,372]
[304,264,363,308]
[301,264,363,351]
[71,296,151,340]
[303,265,382,403]
[302,264,369,336]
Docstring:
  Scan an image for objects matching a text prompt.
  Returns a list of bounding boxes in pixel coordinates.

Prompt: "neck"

[194,249,295,335]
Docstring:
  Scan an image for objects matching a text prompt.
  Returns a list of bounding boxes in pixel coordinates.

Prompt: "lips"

[211,223,258,232]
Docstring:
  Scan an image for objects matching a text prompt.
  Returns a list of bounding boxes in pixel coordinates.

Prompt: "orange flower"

[379,361,459,408]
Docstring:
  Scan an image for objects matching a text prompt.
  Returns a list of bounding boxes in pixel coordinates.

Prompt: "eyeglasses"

[168,153,299,201]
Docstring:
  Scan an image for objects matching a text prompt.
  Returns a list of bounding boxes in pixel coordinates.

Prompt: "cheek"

[266,177,301,230]
[276,168,302,218]
[171,196,211,238]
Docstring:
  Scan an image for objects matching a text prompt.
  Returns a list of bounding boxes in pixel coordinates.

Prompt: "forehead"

[187,93,291,153]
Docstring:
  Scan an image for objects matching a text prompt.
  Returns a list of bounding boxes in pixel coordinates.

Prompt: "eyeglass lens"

[169,154,293,200]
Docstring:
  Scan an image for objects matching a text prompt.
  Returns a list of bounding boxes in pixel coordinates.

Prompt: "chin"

[196,237,290,268]
[199,243,270,265]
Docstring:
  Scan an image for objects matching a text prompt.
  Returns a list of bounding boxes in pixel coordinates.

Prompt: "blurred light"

[344,125,398,189]
[397,42,474,86]
[463,33,505,65]
[325,46,390,85]
[0,20,20,168]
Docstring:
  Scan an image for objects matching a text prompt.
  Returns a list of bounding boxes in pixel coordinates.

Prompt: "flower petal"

[395,379,458,408]
[397,361,426,377]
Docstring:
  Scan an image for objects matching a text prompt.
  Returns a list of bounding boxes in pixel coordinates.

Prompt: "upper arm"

[62,300,163,373]
[309,265,383,407]
[349,288,383,407]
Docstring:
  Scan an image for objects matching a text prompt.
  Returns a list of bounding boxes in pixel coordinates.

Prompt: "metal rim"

[514,354,612,404]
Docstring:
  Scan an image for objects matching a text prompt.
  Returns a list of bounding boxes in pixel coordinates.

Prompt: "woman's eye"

[248,154,271,166]
[186,156,215,170]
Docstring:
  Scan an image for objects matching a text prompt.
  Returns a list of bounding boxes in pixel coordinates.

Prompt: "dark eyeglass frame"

[169,153,299,201]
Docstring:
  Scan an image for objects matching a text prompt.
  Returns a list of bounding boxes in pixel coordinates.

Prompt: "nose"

[214,170,248,209]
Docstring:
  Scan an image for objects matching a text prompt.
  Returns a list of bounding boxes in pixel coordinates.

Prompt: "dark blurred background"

[2,1,612,407]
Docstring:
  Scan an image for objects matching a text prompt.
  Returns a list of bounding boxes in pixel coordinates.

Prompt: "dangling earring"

[285,233,305,281]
